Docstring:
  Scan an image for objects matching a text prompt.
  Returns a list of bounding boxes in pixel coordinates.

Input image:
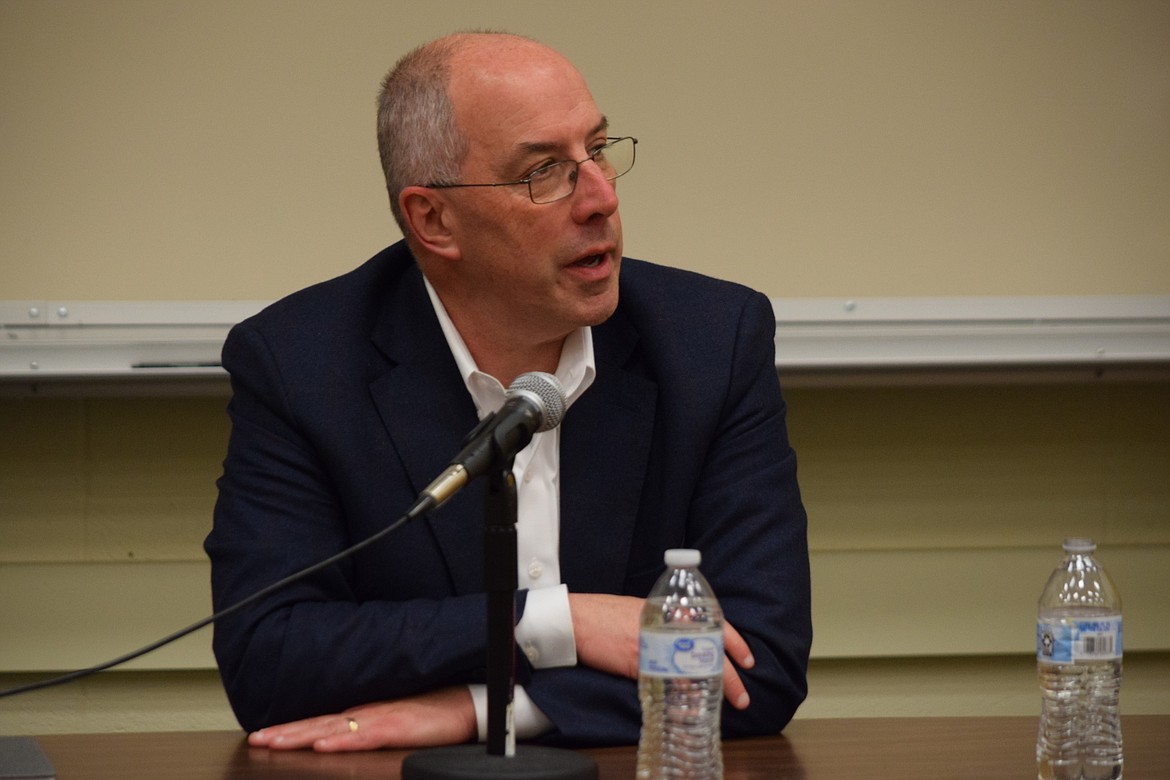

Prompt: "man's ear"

[400,186,460,260]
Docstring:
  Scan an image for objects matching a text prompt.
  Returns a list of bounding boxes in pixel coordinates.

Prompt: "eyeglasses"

[424,136,637,204]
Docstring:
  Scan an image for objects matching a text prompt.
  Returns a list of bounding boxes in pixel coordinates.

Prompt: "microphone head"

[508,371,567,432]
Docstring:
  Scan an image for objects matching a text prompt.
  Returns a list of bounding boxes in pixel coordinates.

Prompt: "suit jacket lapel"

[363,253,658,597]
[367,260,485,594]
[559,307,657,594]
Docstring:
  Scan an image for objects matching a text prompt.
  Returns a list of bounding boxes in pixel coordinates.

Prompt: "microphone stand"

[401,454,596,779]
[484,462,519,757]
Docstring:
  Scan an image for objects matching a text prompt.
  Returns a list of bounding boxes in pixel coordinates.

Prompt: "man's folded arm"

[207,324,495,731]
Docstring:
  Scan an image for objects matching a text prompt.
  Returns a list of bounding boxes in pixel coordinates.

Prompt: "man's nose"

[570,159,619,221]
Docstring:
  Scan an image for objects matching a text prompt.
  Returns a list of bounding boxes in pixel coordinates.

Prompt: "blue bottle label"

[639,630,723,678]
[1037,616,1122,663]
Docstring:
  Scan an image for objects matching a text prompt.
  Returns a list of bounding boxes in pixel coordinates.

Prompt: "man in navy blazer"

[206,32,810,751]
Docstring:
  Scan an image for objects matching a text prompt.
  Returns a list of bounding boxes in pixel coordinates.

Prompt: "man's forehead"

[450,54,602,153]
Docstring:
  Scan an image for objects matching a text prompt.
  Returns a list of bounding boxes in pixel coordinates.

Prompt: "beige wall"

[2,0,1169,736]
[3,0,1169,301]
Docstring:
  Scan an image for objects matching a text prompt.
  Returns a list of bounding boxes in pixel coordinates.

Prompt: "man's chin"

[580,287,620,327]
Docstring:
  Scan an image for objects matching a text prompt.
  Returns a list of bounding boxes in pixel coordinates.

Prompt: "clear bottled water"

[1036,538,1123,780]
[636,548,723,780]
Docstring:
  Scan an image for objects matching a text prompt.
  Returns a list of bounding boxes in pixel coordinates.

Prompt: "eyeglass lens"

[530,137,635,203]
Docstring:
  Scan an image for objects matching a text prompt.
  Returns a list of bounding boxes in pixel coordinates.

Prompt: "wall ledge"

[2,296,1168,393]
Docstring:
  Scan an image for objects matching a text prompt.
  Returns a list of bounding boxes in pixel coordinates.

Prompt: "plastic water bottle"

[636,548,723,780]
[1036,538,1123,780]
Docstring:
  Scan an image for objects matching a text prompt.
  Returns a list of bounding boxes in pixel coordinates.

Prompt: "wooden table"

[31,716,1169,779]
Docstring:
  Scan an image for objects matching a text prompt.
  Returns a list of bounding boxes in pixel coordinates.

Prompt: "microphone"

[416,371,566,512]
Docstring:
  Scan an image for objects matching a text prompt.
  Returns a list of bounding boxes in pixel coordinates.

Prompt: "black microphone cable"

[0,494,437,700]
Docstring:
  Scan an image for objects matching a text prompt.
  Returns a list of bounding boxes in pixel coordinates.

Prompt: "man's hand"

[247,686,477,752]
[567,593,755,710]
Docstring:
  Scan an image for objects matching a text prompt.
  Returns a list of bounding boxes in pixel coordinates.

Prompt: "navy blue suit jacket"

[206,241,811,746]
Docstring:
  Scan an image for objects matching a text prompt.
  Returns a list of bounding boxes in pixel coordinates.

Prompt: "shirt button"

[528,559,544,580]
[524,643,540,664]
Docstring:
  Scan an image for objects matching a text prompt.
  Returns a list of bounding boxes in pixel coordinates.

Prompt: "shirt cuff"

[514,583,578,669]
[467,684,554,742]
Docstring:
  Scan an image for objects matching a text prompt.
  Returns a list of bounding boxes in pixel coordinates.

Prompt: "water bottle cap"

[1062,537,1096,553]
[664,548,701,568]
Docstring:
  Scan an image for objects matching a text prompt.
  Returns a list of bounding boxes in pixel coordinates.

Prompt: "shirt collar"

[423,276,596,419]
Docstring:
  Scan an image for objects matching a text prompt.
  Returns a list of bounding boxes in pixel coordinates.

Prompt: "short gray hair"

[376,37,468,234]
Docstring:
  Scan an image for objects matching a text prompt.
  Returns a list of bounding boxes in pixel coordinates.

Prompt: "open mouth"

[575,254,604,268]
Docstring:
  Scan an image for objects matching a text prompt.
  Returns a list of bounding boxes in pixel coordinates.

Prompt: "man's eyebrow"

[589,116,610,140]
[508,117,611,163]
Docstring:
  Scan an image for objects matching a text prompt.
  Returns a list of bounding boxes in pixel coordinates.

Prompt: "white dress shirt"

[423,278,596,740]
